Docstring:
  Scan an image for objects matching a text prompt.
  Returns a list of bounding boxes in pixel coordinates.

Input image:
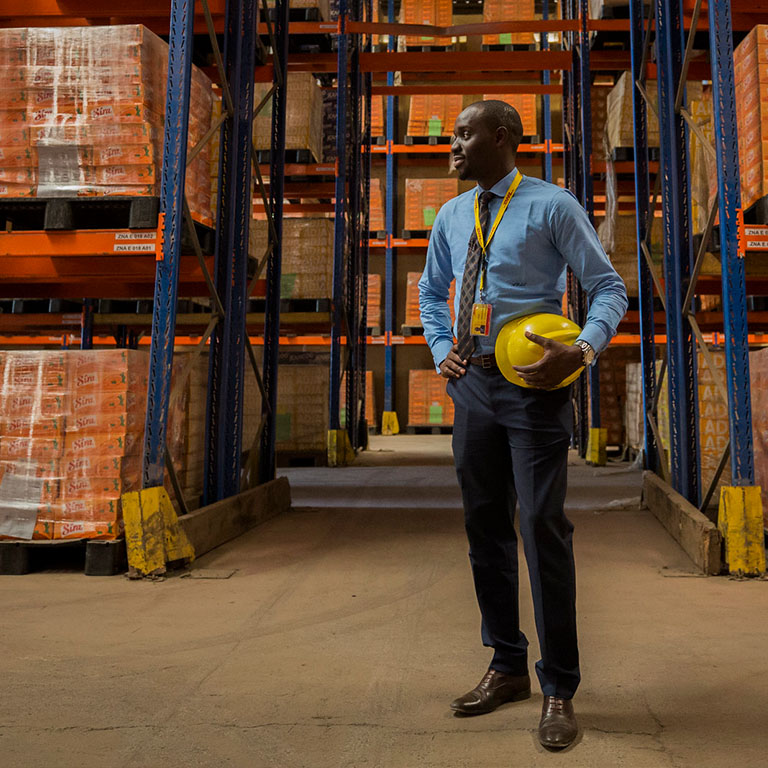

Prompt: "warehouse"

[1,0,768,765]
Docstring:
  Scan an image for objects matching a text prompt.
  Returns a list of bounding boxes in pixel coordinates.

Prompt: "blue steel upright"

[629,0,658,473]
[655,0,700,503]
[330,0,349,431]
[541,0,552,184]
[204,0,258,502]
[384,0,396,416]
[259,0,290,483]
[708,0,755,486]
[142,0,195,489]
[578,0,601,434]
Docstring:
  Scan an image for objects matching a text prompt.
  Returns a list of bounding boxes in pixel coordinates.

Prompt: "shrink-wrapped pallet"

[367,273,382,330]
[0,26,214,224]
[407,94,463,137]
[407,369,454,426]
[734,25,768,209]
[250,218,334,299]
[0,349,149,541]
[403,0,453,46]
[252,73,323,162]
[369,177,385,233]
[482,0,535,46]
[276,365,329,453]
[404,178,458,231]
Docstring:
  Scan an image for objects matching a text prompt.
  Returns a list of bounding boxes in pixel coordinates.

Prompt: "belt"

[469,353,498,370]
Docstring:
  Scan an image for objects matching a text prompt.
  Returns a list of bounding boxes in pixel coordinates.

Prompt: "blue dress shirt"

[418,169,629,371]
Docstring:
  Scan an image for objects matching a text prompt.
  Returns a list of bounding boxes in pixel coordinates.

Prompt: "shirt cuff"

[431,338,454,374]
[575,324,610,357]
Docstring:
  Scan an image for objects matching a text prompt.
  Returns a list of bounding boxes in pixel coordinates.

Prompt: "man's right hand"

[439,344,469,379]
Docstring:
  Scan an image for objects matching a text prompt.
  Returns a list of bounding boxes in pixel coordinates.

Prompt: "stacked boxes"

[371,95,385,138]
[624,361,644,453]
[483,94,537,137]
[253,73,323,162]
[591,85,611,160]
[405,270,455,327]
[369,177,385,233]
[407,369,454,426]
[404,178,458,231]
[689,94,715,235]
[406,95,463,137]
[403,0,452,46]
[0,26,213,224]
[0,350,148,541]
[482,0,535,46]
[250,218,334,299]
[597,213,640,297]
[606,71,703,152]
[340,370,376,428]
[734,26,768,209]
[749,348,768,527]
[275,365,329,453]
[587,345,639,447]
[368,273,382,330]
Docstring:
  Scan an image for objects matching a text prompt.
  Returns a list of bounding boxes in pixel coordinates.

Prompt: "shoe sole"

[450,688,531,716]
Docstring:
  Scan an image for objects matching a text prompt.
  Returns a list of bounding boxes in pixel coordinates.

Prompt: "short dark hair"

[469,100,524,150]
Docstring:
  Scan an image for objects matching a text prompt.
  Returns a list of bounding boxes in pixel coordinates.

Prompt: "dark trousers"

[447,365,580,700]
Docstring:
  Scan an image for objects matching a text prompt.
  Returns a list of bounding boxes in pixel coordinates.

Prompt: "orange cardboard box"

[58,496,120,522]
[0,436,63,461]
[0,183,35,196]
[61,452,140,481]
[54,518,121,540]
[0,462,59,503]
[30,121,157,145]
[61,475,122,500]
[0,145,33,166]
[2,352,67,390]
[0,391,67,417]
[63,430,141,458]
[68,350,149,393]
[0,167,34,184]
[1,414,65,437]
[0,458,60,480]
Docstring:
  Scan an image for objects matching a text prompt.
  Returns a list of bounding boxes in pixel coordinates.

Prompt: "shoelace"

[546,697,566,713]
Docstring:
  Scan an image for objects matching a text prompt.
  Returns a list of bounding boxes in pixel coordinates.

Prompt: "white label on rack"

[115,232,156,240]
[113,243,156,252]
[744,226,768,236]
[747,240,768,249]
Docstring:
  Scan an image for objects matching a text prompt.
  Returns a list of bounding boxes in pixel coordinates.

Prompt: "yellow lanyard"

[474,170,523,294]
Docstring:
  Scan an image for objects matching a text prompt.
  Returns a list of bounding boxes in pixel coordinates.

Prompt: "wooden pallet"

[0,538,127,576]
[405,424,453,435]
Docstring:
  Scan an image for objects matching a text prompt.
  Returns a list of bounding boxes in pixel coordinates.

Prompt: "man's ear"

[496,125,510,147]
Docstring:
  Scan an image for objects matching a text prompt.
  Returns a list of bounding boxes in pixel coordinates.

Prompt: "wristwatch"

[574,339,596,367]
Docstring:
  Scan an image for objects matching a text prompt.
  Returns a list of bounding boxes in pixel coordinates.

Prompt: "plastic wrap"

[0,26,213,224]
[404,178,458,231]
[0,350,149,541]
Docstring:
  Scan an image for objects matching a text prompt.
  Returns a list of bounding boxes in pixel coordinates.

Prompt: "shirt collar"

[477,167,519,198]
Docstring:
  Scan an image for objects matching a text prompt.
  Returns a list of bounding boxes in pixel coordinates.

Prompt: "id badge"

[470,302,493,336]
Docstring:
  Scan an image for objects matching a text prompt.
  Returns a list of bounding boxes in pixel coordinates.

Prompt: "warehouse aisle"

[2,439,767,768]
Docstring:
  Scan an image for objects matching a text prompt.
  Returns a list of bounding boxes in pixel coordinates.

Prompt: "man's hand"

[512,331,584,389]
[439,344,469,379]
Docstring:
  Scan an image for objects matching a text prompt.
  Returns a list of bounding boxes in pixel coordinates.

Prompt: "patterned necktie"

[456,190,495,360]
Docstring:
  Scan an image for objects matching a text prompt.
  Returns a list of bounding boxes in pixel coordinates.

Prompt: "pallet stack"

[276,363,329,456]
[367,273,382,331]
[482,0,535,47]
[406,95,463,138]
[404,178,458,232]
[369,177,385,233]
[253,73,323,162]
[403,0,452,46]
[0,26,213,225]
[407,369,454,428]
[0,350,148,541]
[735,25,768,210]
[586,346,639,448]
[250,218,334,300]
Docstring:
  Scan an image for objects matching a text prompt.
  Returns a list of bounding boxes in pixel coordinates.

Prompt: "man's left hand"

[512,331,585,390]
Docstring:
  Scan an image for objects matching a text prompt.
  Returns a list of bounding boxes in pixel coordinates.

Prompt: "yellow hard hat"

[495,313,584,389]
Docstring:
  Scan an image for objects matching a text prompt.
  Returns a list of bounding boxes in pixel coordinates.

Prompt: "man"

[419,101,627,749]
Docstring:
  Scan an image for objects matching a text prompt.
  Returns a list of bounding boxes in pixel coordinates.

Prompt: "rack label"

[113,243,156,252]
[115,232,156,240]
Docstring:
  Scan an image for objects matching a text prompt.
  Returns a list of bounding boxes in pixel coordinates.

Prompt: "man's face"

[451,106,498,182]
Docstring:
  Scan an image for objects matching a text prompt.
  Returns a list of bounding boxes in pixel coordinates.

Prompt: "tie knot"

[479,190,495,208]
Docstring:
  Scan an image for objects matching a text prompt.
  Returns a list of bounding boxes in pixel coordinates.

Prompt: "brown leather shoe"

[538,696,578,748]
[450,669,531,716]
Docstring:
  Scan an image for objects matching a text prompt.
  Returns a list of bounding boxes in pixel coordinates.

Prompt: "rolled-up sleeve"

[549,190,629,354]
[419,207,455,372]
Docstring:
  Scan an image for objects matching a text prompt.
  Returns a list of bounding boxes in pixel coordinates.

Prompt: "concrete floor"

[1,436,767,768]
